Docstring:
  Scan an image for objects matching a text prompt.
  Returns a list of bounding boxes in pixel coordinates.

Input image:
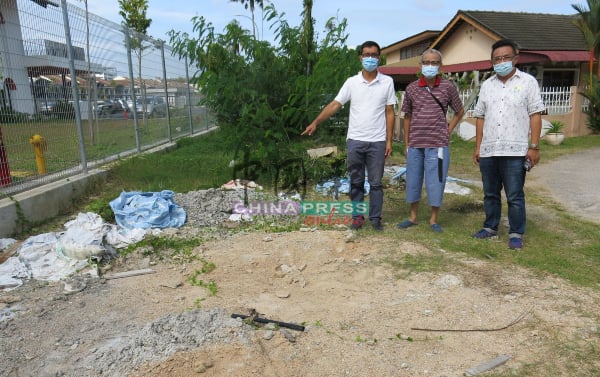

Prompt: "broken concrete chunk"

[307,146,338,159]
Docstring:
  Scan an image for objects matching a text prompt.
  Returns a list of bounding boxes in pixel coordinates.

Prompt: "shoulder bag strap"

[425,86,446,115]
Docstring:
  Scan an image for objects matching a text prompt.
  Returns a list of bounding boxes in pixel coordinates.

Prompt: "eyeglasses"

[361,53,380,59]
[492,55,516,63]
[422,60,441,66]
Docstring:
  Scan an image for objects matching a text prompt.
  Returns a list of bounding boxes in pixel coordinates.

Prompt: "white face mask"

[362,57,379,72]
[421,65,439,78]
[494,61,513,76]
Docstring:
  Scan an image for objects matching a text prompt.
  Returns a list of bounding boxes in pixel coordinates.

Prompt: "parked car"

[37,100,56,115]
[115,99,129,112]
[97,99,125,115]
[135,96,167,117]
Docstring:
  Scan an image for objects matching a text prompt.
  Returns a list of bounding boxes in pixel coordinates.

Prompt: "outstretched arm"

[301,100,343,136]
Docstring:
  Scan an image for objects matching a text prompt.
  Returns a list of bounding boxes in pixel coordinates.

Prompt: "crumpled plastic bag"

[56,212,108,260]
[109,190,186,229]
[105,225,152,249]
[17,233,88,282]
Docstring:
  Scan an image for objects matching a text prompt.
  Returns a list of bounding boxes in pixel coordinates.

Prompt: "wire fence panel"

[0,0,210,195]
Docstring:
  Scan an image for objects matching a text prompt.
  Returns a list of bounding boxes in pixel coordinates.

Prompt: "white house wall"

[0,0,35,114]
[440,23,494,65]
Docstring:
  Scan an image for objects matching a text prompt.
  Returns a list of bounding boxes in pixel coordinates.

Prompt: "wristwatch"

[529,143,539,150]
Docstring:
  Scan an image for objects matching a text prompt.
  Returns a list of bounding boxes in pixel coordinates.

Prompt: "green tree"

[168,4,359,193]
[579,77,600,133]
[573,1,600,132]
[230,0,264,39]
[118,0,152,120]
[572,0,600,86]
[301,0,315,76]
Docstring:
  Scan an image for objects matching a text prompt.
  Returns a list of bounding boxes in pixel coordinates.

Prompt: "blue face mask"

[421,65,439,79]
[362,57,379,72]
[494,61,513,77]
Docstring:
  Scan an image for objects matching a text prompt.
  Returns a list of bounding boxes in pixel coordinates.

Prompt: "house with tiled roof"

[381,10,589,88]
[380,10,592,137]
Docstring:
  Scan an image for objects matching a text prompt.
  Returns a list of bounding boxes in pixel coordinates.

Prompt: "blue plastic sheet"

[316,177,370,199]
[109,190,186,229]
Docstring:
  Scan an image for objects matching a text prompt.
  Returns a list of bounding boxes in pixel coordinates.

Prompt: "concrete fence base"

[0,169,108,238]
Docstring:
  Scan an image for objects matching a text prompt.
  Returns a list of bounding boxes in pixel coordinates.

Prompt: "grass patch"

[383,135,600,289]
[120,235,203,262]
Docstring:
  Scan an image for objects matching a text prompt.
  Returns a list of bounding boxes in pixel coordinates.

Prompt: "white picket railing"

[457,86,580,116]
[541,86,575,114]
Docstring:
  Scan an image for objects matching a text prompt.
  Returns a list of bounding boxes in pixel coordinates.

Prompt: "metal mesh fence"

[0,0,212,195]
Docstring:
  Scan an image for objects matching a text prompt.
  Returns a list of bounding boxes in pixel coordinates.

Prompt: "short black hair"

[491,39,519,58]
[359,41,381,55]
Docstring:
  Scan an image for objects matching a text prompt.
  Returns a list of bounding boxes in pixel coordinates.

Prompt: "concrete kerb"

[0,168,109,238]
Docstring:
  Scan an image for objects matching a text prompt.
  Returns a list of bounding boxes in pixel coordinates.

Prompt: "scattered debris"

[280,328,296,342]
[411,310,529,332]
[194,360,214,373]
[220,179,263,190]
[231,313,305,332]
[307,146,338,159]
[103,268,156,280]
[464,354,512,376]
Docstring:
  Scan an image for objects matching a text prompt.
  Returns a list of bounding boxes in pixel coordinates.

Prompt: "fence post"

[60,0,87,174]
[0,126,11,186]
[185,55,194,135]
[158,40,172,142]
[571,85,586,137]
[124,25,141,153]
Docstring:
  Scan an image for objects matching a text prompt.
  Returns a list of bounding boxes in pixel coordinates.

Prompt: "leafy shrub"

[304,153,347,184]
[579,80,600,134]
[545,120,565,133]
[0,107,30,123]
[86,197,115,223]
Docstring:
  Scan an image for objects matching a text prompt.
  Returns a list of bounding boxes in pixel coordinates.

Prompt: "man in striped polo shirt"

[397,49,464,233]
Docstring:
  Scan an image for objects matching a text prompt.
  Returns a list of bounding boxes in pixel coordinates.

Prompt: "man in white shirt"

[302,41,397,231]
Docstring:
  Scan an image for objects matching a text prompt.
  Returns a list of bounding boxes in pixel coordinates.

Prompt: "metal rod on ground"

[465,354,512,376]
[231,313,305,332]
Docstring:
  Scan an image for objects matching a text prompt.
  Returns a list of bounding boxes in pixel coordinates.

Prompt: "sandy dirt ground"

[1,148,599,377]
[1,228,600,377]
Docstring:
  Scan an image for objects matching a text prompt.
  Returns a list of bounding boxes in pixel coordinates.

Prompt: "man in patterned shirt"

[397,48,464,233]
[472,39,545,250]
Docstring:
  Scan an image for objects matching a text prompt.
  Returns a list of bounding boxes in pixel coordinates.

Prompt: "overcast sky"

[85,0,577,48]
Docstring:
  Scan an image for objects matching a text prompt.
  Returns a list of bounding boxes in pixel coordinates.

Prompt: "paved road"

[529,147,600,224]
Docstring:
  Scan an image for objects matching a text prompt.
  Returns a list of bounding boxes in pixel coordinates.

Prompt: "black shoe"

[371,221,384,231]
[350,216,365,230]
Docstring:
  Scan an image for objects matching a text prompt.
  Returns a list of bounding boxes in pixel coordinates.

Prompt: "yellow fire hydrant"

[29,134,47,174]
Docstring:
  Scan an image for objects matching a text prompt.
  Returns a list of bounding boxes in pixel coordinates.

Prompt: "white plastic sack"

[444,181,472,196]
[110,190,186,229]
[0,238,17,251]
[0,256,30,290]
[105,225,150,249]
[56,212,108,260]
[18,233,88,282]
